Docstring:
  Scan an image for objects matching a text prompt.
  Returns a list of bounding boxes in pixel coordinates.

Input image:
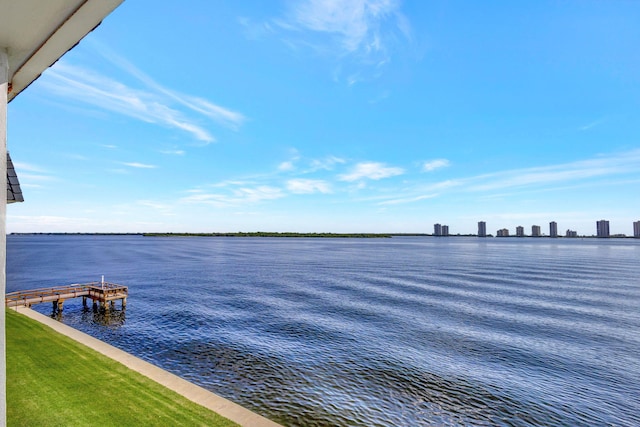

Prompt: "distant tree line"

[143,232,394,238]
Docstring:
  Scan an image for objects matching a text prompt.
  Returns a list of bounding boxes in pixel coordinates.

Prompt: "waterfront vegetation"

[143,232,396,238]
[6,310,238,427]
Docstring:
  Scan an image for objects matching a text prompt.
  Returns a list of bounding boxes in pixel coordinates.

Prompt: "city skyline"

[6,1,640,234]
[439,219,640,237]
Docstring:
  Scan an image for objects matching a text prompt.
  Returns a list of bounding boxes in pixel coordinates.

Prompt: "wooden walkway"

[6,282,128,312]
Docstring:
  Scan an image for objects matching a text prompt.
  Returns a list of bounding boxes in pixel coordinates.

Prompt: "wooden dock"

[5,282,128,312]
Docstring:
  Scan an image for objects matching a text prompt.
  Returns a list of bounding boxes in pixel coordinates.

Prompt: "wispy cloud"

[182,150,640,211]
[466,150,640,192]
[422,158,450,172]
[122,162,157,169]
[287,179,332,194]
[308,155,346,171]
[13,162,54,185]
[19,173,54,182]
[339,161,404,181]
[377,194,438,205]
[181,185,284,207]
[278,148,301,171]
[136,200,175,216]
[285,0,409,53]
[278,161,296,171]
[579,117,606,131]
[360,150,640,207]
[13,162,46,173]
[94,42,247,131]
[39,44,246,143]
[238,16,276,40]
[41,64,215,142]
[67,153,89,161]
[160,149,185,156]
[275,0,411,82]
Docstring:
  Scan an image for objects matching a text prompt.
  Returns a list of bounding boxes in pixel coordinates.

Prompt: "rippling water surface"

[7,235,640,426]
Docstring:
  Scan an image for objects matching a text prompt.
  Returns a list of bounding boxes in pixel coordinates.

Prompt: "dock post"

[52,301,57,312]
[82,296,87,307]
[58,300,64,311]
[122,298,126,309]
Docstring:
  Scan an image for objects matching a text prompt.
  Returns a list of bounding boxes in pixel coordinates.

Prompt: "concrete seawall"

[14,307,283,427]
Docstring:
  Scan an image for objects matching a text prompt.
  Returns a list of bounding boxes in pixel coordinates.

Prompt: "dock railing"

[6,282,128,310]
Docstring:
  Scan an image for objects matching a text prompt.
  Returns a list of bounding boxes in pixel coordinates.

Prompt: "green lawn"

[6,309,239,427]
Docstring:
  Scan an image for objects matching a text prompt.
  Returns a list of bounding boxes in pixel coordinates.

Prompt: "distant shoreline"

[8,232,639,239]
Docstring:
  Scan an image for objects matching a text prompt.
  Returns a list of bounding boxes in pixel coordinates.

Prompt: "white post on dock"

[101,275,104,289]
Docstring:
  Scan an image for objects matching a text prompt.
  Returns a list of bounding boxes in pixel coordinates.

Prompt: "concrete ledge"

[15,307,282,427]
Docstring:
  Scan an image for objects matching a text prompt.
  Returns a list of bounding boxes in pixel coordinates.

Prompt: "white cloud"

[160,149,185,156]
[16,172,53,182]
[122,162,157,169]
[136,200,175,216]
[41,64,215,143]
[287,179,332,194]
[238,16,276,40]
[12,162,46,173]
[466,150,640,192]
[377,194,438,205]
[339,161,404,181]
[67,154,89,161]
[93,42,246,130]
[344,150,640,208]
[278,149,301,171]
[286,0,406,54]
[309,155,346,171]
[278,161,296,171]
[178,95,245,131]
[579,117,606,131]
[422,158,450,172]
[276,0,411,82]
[235,186,284,202]
[12,162,55,187]
[181,185,284,207]
[40,47,245,143]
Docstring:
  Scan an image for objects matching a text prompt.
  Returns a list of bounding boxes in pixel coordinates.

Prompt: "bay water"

[6,235,640,426]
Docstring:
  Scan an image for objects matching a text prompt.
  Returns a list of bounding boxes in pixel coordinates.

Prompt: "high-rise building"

[433,223,442,236]
[478,221,487,237]
[549,221,558,238]
[531,225,541,237]
[566,229,578,238]
[497,228,509,237]
[516,226,524,237]
[442,225,449,236]
[596,220,610,238]
[633,221,640,238]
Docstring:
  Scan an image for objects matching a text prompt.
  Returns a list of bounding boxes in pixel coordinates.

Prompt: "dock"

[6,281,128,312]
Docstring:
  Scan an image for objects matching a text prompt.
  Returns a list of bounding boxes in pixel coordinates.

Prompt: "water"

[6,235,640,426]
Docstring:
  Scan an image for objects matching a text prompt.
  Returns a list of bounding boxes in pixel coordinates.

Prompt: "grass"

[6,309,239,427]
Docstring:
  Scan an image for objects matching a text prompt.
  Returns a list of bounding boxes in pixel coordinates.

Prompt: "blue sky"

[7,0,640,235]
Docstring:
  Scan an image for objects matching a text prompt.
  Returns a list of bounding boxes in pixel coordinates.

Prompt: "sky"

[6,0,640,235]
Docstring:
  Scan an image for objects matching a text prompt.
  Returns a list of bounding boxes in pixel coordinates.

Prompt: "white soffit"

[0,0,124,102]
